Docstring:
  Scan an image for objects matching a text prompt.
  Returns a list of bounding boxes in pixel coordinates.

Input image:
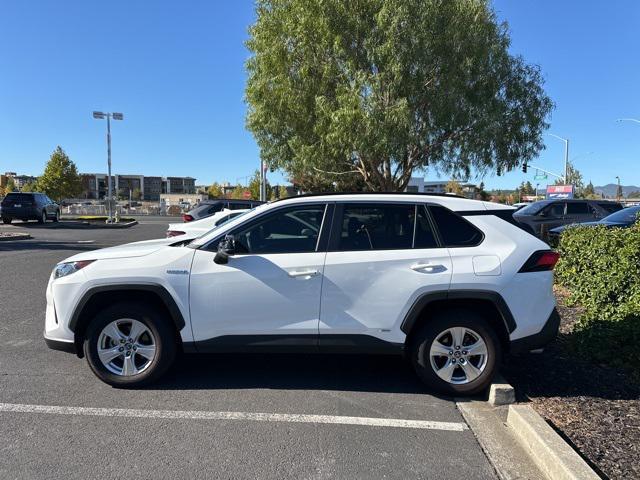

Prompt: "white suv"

[44,193,560,395]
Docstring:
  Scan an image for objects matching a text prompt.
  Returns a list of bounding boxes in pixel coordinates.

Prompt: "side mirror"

[214,234,236,265]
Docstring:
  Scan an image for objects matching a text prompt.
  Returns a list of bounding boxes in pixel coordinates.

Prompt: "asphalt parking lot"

[0,218,497,479]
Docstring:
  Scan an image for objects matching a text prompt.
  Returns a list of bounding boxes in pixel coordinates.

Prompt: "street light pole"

[616,176,621,202]
[93,111,124,223]
[547,133,570,184]
[106,114,112,221]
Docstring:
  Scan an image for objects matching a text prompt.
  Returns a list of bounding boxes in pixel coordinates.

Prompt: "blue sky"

[0,1,638,190]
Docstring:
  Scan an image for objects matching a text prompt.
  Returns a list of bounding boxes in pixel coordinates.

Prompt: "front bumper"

[509,307,560,354]
[44,334,76,353]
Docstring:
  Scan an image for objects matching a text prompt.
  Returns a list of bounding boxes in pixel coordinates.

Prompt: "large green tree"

[37,146,83,201]
[246,0,554,191]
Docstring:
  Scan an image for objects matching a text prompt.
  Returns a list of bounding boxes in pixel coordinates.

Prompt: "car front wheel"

[53,210,60,222]
[84,302,176,387]
[2,217,10,224]
[409,309,501,395]
[38,210,46,224]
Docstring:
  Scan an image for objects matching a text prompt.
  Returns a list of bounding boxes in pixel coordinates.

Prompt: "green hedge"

[555,223,640,373]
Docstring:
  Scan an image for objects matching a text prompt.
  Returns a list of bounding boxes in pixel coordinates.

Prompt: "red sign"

[546,185,574,199]
[243,191,251,199]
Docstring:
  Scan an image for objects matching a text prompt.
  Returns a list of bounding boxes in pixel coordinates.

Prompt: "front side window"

[544,203,565,217]
[233,205,325,254]
[338,204,415,251]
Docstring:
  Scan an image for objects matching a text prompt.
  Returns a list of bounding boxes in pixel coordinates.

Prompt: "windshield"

[189,203,269,248]
[517,201,550,215]
[602,205,640,224]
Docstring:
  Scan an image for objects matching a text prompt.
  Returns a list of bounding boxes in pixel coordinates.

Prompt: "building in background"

[406,177,479,199]
[2,172,38,190]
[80,173,196,201]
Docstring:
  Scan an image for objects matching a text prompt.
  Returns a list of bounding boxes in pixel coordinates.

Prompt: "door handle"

[287,269,319,278]
[411,263,444,273]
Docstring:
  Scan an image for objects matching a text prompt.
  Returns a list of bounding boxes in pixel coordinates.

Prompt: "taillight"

[183,214,194,222]
[519,250,560,273]
[166,230,186,238]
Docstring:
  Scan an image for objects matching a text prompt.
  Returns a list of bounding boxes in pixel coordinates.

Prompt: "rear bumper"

[1,207,38,219]
[509,307,560,354]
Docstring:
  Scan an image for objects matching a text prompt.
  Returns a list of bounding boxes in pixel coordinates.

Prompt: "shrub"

[556,223,640,372]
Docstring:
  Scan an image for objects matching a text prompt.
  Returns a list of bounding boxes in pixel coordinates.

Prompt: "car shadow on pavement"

[502,336,640,401]
[153,353,448,397]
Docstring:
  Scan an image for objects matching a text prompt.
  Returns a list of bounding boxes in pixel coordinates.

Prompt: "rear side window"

[414,205,439,249]
[598,202,622,214]
[338,204,415,251]
[228,202,250,210]
[566,202,590,214]
[429,205,483,247]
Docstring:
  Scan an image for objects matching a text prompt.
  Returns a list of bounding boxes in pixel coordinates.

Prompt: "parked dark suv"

[183,199,264,222]
[513,199,622,239]
[1,192,60,224]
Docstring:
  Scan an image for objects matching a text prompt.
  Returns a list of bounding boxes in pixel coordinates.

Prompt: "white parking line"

[0,402,467,431]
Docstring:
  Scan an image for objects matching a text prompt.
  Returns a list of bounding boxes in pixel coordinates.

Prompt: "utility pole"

[616,176,621,202]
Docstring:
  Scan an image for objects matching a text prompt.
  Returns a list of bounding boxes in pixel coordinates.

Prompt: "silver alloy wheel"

[97,319,157,376]
[55,210,60,221]
[429,326,488,385]
[42,210,47,223]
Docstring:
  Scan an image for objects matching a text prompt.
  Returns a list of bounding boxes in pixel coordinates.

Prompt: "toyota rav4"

[44,193,560,395]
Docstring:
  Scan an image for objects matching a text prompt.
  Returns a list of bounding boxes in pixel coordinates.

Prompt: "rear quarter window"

[429,205,483,247]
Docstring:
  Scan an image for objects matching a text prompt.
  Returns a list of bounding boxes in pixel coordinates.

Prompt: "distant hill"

[594,184,640,198]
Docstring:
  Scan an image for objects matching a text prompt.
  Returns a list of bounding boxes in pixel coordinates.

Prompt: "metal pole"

[564,139,569,184]
[107,114,113,223]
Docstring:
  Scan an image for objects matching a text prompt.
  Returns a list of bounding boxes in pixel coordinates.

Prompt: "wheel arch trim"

[400,290,517,336]
[68,283,186,333]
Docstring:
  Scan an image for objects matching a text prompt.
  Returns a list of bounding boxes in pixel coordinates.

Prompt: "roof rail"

[273,191,468,202]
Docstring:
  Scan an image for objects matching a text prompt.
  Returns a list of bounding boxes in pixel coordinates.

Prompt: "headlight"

[53,260,95,279]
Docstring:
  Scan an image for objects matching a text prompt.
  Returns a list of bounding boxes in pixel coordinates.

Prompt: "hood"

[61,236,194,263]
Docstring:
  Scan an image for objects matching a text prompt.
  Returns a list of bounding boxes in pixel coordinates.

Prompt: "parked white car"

[166,209,249,239]
[44,193,560,395]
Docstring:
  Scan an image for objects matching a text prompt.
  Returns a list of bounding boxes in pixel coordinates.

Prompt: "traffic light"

[522,162,528,173]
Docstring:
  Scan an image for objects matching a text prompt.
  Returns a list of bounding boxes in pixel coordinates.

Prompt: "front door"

[319,203,452,347]
[189,203,329,349]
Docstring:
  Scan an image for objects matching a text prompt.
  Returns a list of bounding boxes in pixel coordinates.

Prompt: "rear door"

[319,202,452,347]
[564,201,596,224]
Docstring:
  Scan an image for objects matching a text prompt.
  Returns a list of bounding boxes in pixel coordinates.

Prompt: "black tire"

[38,210,46,224]
[409,309,501,396]
[83,302,177,387]
[53,209,60,222]
[2,217,10,224]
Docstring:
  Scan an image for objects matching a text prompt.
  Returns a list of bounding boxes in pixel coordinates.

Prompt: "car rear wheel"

[409,309,501,395]
[2,217,10,224]
[84,302,177,387]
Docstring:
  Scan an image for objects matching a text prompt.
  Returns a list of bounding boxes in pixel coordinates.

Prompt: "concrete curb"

[77,220,139,229]
[488,375,515,406]
[0,233,31,241]
[507,404,600,480]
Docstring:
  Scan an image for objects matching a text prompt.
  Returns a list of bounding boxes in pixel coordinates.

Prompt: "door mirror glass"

[214,235,236,264]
